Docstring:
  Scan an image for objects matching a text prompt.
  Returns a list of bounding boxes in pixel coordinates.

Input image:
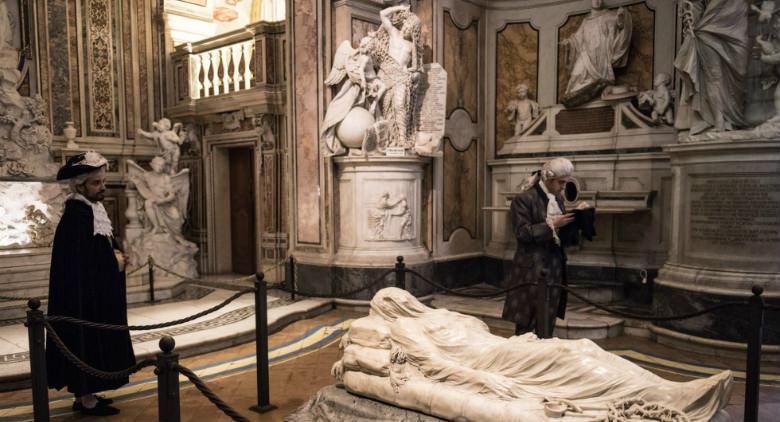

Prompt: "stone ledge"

[649,324,780,363]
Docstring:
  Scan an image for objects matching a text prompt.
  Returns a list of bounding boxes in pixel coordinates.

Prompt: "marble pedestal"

[655,139,780,356]
[334,156,431,266]
[292,157,435,301]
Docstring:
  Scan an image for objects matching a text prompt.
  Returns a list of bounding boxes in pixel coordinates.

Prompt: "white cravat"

[68,193,114,237]
[539,181,562,245]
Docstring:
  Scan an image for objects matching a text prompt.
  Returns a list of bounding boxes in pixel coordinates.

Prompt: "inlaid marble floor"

[0,310,778,421]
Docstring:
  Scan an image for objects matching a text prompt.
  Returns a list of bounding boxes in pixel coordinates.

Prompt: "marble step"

[0,278,188,321]
[431,293,624,340]
[0,264,50,284]
[0,248,52,267]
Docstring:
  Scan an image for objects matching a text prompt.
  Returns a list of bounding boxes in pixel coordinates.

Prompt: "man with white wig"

[46,151,135,416]
[502,157,588,337]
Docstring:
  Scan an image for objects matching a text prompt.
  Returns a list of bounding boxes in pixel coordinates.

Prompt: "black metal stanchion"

[395,256,406,290]
[744,285,765,422]
[287,256,296,301]
[156,336,180,422]
[26,299,49,422]
[250,272,276,413]
[148,256,156,303]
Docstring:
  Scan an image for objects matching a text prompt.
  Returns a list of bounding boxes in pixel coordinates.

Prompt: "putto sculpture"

[125,156,198,278]
[505,83,540,136]
[321,5,446,157]
[137,118,190,174]
[638,73,674,126]
[331,288,734,422]
[561,0,633,108]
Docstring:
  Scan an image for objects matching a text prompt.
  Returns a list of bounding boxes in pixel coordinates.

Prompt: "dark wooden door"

[229,147,256,274]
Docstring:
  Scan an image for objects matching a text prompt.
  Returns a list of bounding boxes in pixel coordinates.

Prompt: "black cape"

[46,199,136,395]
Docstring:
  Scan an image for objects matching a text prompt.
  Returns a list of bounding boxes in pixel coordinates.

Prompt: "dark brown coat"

[501,182,569,333]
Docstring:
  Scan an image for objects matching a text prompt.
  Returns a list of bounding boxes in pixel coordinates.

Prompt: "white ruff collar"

[68,193,114,237]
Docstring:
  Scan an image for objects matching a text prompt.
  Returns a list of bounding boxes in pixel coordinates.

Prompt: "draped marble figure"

[561,0,632,107]
[332,288,733,422]
[674,0,749,135]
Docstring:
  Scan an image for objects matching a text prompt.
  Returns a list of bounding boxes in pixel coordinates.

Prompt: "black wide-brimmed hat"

[56,151,108,181]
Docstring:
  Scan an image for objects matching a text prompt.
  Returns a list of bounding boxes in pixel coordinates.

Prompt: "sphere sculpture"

[336,107,375,148]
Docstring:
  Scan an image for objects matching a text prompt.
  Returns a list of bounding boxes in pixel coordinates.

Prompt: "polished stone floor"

[0,309,778,421]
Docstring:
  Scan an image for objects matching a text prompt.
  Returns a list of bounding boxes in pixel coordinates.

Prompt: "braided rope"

[556,284,748,322]
[271,269,395,299]
[154,264,255,285]
[125,262,149,277]
[47,287,255,331]
[404,268,538,298]
[43,320,155,379]
[175,364,251,422]
[0,294,36,302]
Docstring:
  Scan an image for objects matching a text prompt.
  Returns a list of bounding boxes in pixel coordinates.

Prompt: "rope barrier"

[0,294,36,302]
[47,287,256,331]
[175,364,251,422]
[556,284,750,322]
[404,268,539,298]
[270,269,395,299]
[43,320,156,379]
[125,262,149,277]
[153,264,256,284]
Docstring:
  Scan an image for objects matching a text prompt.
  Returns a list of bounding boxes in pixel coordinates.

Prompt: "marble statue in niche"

[137,118,190,174]
[752,0,779,23]
[332,288,734,422]
[125,156,198,278]
[0,1,56,179]
[638,73,674,125]
[320,5,447,157]
[368,192,413,241]
[505,83,540,136]
[674,0,749,135]
[561,0,633,108]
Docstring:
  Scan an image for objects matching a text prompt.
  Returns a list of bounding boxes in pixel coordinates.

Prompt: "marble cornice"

[468,0,659,11]
[165,86,287,120]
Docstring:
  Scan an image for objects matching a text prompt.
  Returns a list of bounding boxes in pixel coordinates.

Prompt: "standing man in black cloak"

[502,157,591,337]
[47,151,135,416]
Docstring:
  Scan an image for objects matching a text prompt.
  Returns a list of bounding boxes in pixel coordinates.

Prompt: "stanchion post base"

[249,404,277,413]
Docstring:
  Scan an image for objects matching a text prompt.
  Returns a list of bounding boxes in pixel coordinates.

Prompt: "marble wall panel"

[151,0,162,120]
[47,0,71,135]
[36,0,51,129]
[293,0,321,244]
[557,3,655,104]
[443,138,479,240]
[351,18,378,47]
[495,22,538,152]
[67,0,81,136]
[81,0,119,137]
[137,0,150,131]
[443,11,478,121]
[415,0,434,64]
[121,0,135,138]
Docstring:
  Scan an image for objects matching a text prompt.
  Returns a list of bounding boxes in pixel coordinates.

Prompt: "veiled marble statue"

[561,0,633,108]
[332,288,733,422]
[674,0,748,135]
[125,156,198,278]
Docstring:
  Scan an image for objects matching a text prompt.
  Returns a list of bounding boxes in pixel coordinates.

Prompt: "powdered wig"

[541,157,574,181]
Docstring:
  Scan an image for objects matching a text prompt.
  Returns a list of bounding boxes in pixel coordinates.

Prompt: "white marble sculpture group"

[321,5,446,157]
[332,288,734,422]
[0,2,56,179]
[124,118,198,278]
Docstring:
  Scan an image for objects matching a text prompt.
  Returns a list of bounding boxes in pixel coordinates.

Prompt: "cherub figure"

[638,73,674,125]
[137,118,188,174]
[505,83,540,136]
[127,156,190,244]
[752,0,779,23]
[321,33,386,156]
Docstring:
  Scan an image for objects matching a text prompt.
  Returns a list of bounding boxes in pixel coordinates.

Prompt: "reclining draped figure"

[331,288,733,422]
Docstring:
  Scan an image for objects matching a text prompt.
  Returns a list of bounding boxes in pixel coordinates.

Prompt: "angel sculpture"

[137,118,188,174]
[320,33,386,156]
[127,156,190,245]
